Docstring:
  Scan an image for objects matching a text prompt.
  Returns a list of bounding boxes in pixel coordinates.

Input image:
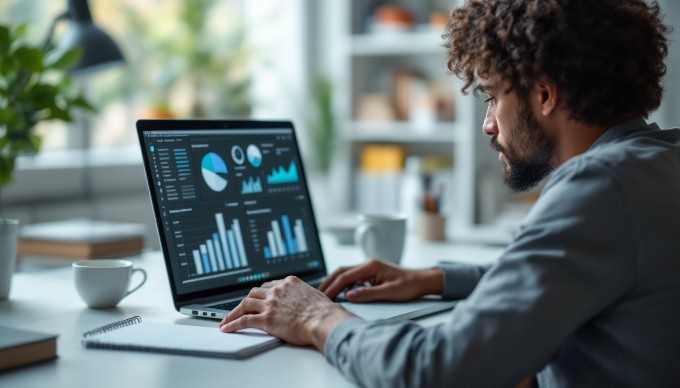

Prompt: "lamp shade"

[57,0,124,73]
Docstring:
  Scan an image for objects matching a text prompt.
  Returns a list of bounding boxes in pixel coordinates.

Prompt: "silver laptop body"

[137,119,456,321]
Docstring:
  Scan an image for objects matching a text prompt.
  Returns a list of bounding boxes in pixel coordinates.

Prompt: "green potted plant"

[0,22,93,299]
[0,22,94,189]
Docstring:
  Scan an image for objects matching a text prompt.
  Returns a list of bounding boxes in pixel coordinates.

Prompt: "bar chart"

[263,215,309,259]
[190,213,249,275]
[241,176,263,194]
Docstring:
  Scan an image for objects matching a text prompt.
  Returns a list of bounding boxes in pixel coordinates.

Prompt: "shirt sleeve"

[439,261,490,299]
[324,158,636,388]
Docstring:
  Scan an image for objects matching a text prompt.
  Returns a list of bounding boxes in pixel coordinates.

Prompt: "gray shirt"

[324,117,680,387]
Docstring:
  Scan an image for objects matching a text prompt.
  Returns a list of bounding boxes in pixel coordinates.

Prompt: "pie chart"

[201,152,228,192]
[247,145,262,167]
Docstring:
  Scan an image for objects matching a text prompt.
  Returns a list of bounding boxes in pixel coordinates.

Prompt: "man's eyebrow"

[473,83,494,94]
[472,83,495,97]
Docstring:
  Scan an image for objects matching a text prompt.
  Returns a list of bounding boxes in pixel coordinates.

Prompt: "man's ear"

[534,77,559,117]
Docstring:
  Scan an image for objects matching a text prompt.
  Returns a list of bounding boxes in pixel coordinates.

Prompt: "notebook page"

[84,322,278,354]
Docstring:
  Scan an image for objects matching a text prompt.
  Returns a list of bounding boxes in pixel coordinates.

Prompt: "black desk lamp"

[42,0,125,201]
[45,0,125,74]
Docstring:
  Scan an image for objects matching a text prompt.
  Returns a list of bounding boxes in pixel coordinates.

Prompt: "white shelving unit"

[349,31,446,56]
[324,0,516,243]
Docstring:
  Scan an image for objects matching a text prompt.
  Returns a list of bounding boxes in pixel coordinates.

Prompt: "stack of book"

[18,219,146,260]
[355,147,455,217]
[355,145,405,213]
[0,325,57,371]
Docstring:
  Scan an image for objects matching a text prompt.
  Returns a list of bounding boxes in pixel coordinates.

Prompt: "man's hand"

[319,259,444,303]
[219,276,354,352]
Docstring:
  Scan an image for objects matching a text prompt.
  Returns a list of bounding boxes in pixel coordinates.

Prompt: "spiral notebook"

[81,316,280,359]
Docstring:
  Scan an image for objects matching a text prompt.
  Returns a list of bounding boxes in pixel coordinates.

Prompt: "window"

[1,0,257,151]
[2,0,312,213]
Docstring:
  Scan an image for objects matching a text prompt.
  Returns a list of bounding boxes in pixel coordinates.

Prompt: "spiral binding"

[82,316,143,338]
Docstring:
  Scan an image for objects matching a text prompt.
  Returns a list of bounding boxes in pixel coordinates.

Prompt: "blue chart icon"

[263,215,309,259]
[267,161,299,184]
[241,176,263,194]
[201,152,228,192]
[247,145,262,167]
[191,213,249,275]
[231,145,245,165]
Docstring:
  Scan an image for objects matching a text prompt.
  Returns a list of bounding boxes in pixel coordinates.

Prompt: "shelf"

[344,122,459,143]
[350,31,446,56]
[331,1,493,231]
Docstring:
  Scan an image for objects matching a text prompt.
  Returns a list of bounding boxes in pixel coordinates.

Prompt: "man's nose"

[482,106,498,136]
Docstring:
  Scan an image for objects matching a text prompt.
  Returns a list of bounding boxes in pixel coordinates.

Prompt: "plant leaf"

[28,133,42,152]
[69,94,96,111]
[0,107,22,127]
[45,47,82,70]
[0,155,16,187]
[13,23,27,39]
[9,137,34,154]
[44,106,72,122]
[0,25,10,56]
[20,83,59,113]
[13,46,44,72]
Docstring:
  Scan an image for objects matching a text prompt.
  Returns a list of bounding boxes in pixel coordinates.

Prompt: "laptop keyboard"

[210,279,325,311]
[211,300,242,311]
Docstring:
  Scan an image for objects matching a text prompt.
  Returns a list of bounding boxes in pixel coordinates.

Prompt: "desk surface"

[0,234,502,388]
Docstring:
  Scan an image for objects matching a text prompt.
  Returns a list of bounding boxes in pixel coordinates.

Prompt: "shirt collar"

[589,116,660,150]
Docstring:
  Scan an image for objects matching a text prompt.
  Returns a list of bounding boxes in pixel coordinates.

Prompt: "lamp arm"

[42,11,70,50]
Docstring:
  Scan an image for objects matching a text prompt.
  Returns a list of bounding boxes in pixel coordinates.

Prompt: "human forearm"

[325,318,461,388]
[308,267,440,353]
[307,304,355,352]
[415,267,444,296]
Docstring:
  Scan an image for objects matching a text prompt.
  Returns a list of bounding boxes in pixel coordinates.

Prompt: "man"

[220,0,680,386]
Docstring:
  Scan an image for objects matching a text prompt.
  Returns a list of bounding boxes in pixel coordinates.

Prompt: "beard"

[490,100,556,192]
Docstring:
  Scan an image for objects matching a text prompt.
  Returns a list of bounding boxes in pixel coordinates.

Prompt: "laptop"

[136,119,456,322]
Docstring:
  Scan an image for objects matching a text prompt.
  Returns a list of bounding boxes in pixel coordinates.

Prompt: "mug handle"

[354,224,378,259]
[126,268,148,296]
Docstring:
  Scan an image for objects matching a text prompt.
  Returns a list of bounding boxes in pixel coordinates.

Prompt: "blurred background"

[1,0,679,251]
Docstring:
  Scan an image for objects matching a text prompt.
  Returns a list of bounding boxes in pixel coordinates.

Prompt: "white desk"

[0,234,502,388]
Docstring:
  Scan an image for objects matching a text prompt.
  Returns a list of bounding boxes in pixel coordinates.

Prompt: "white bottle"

[400,156,423,233]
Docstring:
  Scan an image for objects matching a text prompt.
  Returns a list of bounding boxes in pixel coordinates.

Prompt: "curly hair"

[444,0,671,126]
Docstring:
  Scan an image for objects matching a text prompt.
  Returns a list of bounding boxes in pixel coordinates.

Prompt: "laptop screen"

[137,120,327,303]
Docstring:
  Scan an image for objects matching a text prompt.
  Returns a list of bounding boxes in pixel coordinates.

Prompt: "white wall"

[244,0,312,152]
[656,1,680,129]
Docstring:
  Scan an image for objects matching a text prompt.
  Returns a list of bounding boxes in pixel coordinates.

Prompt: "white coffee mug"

[354,213,407,264]
[0,219,19,301]
[73,259,147,309]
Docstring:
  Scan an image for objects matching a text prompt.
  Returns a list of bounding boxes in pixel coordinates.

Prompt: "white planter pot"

[0,218,19,300]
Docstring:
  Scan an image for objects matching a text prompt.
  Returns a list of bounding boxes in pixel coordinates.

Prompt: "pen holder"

[419,212,446,241]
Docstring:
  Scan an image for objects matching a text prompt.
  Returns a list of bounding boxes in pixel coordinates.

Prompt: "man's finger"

[261,279,284,288]
[345,283,395,303]
[248,287,268,299]
[240,297,266,314]
[219,300,244,327]
[319,266,353,292]
[219,296,265,328]
[323,264,377,299]
[220,313,265,333]
[221,300,245,326]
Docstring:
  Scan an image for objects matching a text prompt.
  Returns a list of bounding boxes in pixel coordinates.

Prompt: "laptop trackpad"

[339,300,457,322]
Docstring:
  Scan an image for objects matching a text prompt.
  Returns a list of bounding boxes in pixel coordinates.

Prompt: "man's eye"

[484,96,495,104]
